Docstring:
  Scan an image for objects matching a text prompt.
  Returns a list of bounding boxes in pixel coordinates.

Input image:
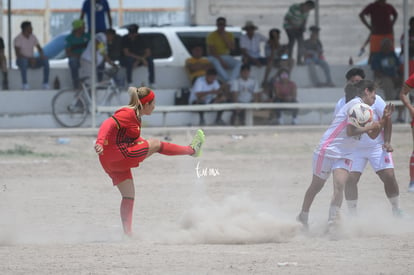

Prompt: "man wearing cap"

[283,0,315,65]
[120,24,155,87]
[65,19,90,89]
[14,21,50,90]
[303,26,335,87]
[206,17,242,83]
[240,21,267,67]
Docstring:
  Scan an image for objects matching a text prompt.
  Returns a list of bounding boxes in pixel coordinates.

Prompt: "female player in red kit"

[95,86,205,236]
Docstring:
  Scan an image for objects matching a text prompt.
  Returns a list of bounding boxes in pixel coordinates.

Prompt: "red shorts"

[99,138,149,185]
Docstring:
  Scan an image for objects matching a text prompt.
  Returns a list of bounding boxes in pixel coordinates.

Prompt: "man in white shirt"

[230,64,261,125]
[190,68,228,125]
[240,21,267,67]
[79,32,117,85]
[14,21,50,90]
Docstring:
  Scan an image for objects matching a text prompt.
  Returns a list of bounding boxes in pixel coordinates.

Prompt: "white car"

[43,25,243,68]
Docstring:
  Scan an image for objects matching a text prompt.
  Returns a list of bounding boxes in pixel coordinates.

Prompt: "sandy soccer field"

[1,126,414,275]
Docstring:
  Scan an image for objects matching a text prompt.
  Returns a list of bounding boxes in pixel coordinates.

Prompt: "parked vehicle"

[42,25,243,68]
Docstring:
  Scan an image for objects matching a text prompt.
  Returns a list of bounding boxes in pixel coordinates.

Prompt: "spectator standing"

[206,17,242,83]
[399,16,414,76]
[399,73,414,192]
[65,19,90,89]
[240,21,267,67]
[371,38,403,122]
[269,68,298,125]
[303,26,335,87]
[283,0,315,65]
[189,68,228,125]
[359,0,398,62]
[185,45,212,85]
[121,24,155,87]
[262,28,292,86]
[0,36,8,90]
[13,21,50,90]
[230,64,261,125]
[80,0,112,34]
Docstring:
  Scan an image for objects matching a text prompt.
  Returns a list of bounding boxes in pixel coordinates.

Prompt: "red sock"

[158,141,194,155]
[410,151,414,183]
[120,197,134,236]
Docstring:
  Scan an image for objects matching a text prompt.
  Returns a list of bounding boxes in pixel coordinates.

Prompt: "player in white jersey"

[334,68,401,217]
[297,80,393,228]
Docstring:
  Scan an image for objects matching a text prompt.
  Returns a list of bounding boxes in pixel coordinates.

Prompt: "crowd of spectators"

[1,0,411,126]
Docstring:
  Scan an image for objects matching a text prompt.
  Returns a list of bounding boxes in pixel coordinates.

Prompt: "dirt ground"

[1,126,414,275]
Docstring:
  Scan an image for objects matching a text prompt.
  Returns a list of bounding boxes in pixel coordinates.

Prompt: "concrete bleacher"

[0,64,374,128]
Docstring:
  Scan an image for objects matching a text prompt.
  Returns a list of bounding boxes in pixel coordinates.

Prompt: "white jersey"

[190,76,220,104]
[315,97,363,159]
[231,77,260,103]
[335,95,385,148]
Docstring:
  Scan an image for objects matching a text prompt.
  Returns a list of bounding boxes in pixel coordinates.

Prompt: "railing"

[97,100,404,127]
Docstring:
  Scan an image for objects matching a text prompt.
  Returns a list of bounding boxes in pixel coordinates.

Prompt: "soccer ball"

[348,102,373,128]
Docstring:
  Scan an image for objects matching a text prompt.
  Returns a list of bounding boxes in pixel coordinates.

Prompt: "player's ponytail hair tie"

[139,89,155,105]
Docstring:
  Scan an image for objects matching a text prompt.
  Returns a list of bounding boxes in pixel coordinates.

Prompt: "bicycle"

[52,68,128,127]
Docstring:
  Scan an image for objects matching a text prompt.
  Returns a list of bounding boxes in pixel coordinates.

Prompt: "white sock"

[346,200,358,215]
[328,205,340,222]
[299,211,309,223]
[388,196,400,210]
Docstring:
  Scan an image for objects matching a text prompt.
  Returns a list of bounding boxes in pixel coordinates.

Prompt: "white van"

[44,25,243,69]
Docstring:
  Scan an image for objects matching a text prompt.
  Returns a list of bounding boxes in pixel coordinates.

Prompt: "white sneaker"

[42,83,50,90]
[296,212,309,230]
[22,84,30,90]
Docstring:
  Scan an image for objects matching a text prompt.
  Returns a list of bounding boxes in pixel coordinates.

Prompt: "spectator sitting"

[303,26,335,87]
[79,32,118,85]
[185,45,213,85]
[206,17,242,84]
[106,28,122,63]
[105,28,124,85]
[262,28,293,85]
[189,68,229,126]
[269,68,298,125]
[230,64,261,125]
[80,0,112,34]
[13,21,50,90]
[121,24,155,87]
[371,38,403,122]
[0,36,8,90]
[240,21,267,67]
[65,19,90,89]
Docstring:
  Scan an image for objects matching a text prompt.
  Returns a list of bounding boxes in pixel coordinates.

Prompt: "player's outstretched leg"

[154,129,205,157]
[190,129,205,157]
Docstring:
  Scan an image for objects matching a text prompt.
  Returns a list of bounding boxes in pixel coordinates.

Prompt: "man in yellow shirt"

[185,45,212,85]
[206,17,242,83]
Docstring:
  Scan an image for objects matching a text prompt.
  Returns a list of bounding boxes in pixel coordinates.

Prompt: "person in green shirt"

[65,19,90,89]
